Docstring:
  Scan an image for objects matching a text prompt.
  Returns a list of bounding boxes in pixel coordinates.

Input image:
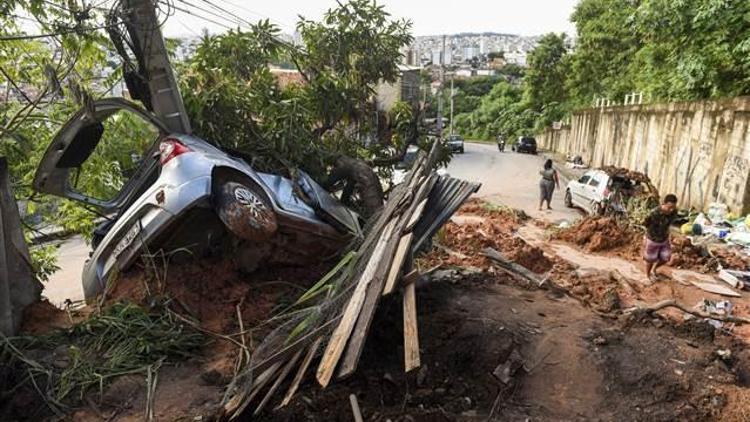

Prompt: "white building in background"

[505,50,528,66]
[403,47,421,66]
[431,49,453,65]
[431,50,442,65]
[463,46,480,61]
[479,37,488,55]
[444,48,452,65]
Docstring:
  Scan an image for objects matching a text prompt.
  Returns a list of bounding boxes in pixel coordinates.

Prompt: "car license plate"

[113,222,141,258]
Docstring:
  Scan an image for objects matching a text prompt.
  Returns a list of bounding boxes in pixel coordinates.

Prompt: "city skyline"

[160,0,578,38]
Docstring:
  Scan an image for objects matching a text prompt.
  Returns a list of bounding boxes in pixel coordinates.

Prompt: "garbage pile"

[679,203,750,271]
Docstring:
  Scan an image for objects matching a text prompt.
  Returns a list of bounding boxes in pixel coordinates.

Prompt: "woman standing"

[539,159,560,211]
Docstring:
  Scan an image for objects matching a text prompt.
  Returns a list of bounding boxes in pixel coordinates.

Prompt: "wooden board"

[338,227,402,378]
[316,220,397,387]
[279,337,322,408]
[382,233,415,296]
[690,280,742,298]
[254,349,303,415]
[404,198,428,232]
[403,282,420,372]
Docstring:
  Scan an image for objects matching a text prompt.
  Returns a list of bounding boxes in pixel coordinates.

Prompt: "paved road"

[446,142,581,223]
[44,236,87,306]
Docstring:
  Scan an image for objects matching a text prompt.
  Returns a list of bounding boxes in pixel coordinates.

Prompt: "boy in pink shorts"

[643,194,678,282]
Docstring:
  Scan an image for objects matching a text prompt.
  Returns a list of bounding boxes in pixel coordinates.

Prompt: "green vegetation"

[0,301,204,412]
[453,0,750,141]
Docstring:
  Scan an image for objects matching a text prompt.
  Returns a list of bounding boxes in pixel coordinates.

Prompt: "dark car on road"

[447,135,465,154]
[513,136,537,154]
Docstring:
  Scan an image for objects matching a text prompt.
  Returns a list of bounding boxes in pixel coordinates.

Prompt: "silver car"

[34,99,361,299]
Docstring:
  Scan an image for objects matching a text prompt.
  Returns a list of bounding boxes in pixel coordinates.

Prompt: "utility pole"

[449,75,454,136]
[123,0,192,134]
[436,34,446,138]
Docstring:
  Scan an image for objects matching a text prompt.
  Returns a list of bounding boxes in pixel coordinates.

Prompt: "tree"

[523,33,569,112]
[567,0,640,107]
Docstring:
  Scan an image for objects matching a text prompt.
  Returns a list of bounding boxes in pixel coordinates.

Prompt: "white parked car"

[565,168,655,216]
[564,169,611,215]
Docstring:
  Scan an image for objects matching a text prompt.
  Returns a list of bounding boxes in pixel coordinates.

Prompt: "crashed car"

[564,166,658,215]
[34,99,362,299]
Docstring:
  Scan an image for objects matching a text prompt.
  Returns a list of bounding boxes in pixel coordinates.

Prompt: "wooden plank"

[349,394,364,422]
[224,360,282,419]
[316,220,397,387]
[403,281,420,372]
[337,225,402,378]
[279,337,322,408]
[404,198,428,232]
[254,349,303,415]
[689,280,742,298]
[383,233,415,296]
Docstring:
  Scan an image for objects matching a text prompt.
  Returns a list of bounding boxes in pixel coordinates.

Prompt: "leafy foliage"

[1,301,203,409]
[180,1,415,180]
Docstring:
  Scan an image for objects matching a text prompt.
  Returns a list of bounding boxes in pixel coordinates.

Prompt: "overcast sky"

[162,0,579,38]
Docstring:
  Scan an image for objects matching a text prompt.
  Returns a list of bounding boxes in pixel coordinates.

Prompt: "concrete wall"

[539,97,750,214]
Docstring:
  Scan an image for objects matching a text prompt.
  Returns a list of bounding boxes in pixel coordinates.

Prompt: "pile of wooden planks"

[221,145,480,419]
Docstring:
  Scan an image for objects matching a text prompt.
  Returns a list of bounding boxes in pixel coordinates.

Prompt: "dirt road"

[446,142,580,223]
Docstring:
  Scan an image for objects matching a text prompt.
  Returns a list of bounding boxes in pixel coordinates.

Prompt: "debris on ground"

[422,199,553,273]
[552,216,642,257]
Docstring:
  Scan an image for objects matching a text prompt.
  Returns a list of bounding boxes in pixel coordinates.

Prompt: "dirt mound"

[670,237,750,273]
[20,299,76,335]
[423,203,553,273]
[670,236,712,271]
[554,216,642,256]
[6,257,331,421]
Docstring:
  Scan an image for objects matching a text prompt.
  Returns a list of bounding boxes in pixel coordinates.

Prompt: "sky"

[161,0,579,38]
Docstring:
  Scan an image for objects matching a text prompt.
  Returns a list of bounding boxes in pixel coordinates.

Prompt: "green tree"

[567,0,640,107]
[523,33,569,112]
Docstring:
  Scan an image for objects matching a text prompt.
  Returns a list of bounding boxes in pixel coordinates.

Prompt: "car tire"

[564,190,573,208]
[460,147,464,153]
[215,181,278,241]
[589,201,602,216]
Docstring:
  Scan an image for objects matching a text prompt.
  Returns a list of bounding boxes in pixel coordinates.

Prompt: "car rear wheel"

[589,201,602,216]
[564,190,573,208]
[215,181,278,241]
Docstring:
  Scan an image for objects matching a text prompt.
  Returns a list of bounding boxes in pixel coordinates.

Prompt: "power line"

[164,1,235,31]
[172,0,243,30]
[0,23,115,41]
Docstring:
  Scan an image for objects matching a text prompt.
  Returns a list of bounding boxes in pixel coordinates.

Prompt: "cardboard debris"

[689,280,742,298]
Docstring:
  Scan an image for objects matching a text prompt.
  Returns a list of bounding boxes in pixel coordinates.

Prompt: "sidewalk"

[540,150,585,185]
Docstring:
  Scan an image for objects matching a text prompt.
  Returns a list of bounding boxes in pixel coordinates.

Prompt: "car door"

[584,172,607,212]
[33,98,169,214]
[571,173,592,207]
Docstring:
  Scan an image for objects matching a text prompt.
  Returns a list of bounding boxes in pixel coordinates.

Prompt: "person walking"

[643,194,678,282]
[538,159,560,211]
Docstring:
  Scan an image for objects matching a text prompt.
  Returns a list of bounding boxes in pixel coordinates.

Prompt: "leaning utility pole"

[123,0,192,134]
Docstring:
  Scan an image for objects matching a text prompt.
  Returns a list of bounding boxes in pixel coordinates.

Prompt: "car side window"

[588,176,601,187]
[578,175,591,184]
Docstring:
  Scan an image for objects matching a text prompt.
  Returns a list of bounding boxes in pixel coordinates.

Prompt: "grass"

[0,300,205,414]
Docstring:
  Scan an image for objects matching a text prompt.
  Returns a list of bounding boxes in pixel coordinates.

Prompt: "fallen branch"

[624,299,750,324]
